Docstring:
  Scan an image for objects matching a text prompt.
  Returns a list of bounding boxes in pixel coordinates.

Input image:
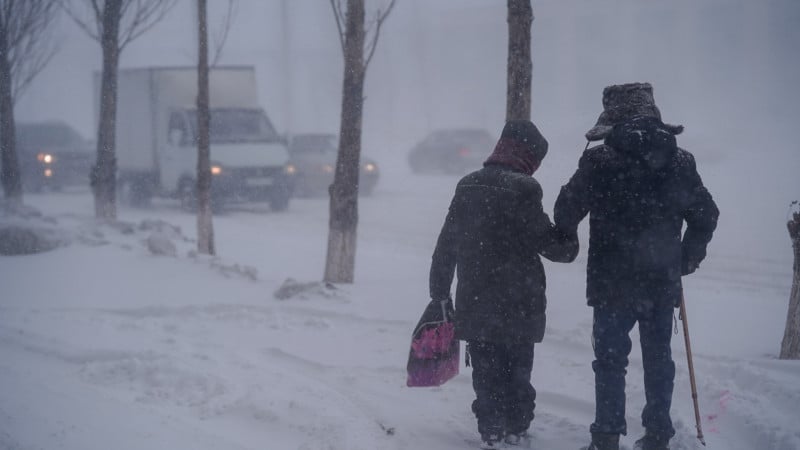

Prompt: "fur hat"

[585,82,684,141]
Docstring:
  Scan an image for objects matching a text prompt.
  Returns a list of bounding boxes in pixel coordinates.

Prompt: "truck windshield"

[187,108,280,144]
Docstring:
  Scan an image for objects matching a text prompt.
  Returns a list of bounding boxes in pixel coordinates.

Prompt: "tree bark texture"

[93,0,122,220]
[780,210,800,359]
[196,0,215,255]
[506,0,532,121]
[0,29,21,207]
[324,0,365,284]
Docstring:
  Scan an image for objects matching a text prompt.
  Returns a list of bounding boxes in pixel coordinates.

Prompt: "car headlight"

[37,153,54,164]
[284,164,297,175]
[363,162,377,173]
[211,165,222,176]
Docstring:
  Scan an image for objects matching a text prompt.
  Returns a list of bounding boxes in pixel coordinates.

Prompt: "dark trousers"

[590,301,676,441]
[468,340,536,438]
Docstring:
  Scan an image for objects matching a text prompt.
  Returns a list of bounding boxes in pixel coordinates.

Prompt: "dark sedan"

[287,133,379,197]
[407,128,494,175]
[16,121,94,192]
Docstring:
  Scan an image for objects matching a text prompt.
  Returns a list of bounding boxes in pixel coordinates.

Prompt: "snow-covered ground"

[1,145,798,450]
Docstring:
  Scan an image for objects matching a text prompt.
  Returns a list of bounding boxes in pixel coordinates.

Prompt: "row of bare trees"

[0,0,521,278]
[0,0,218,255]
[5,1,797,356]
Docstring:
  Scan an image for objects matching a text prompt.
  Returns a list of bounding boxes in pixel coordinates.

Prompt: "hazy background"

[14,0,800,257]
[17,0,800,147]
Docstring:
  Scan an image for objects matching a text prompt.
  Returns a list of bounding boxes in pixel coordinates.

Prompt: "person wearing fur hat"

[554,83,719,450]
[429,120,578,449]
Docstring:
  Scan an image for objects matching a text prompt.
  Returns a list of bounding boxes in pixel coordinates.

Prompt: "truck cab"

[162,106,293,210]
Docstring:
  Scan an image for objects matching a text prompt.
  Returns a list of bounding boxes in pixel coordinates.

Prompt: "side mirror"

[168,129,184,147]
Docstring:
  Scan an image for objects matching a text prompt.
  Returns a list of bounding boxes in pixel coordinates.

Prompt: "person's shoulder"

[672,147,697,170]
[456,168,484,186]
[508,171,543,199]
[461,166,541,196]
[579,143,619,169]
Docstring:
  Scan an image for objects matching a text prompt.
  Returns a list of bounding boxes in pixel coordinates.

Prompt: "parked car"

[16,121,94,192]
[287,133,379,197]
[407,128,494,174]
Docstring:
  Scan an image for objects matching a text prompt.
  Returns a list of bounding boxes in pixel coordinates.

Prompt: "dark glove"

[681,257,699,276]
[681,239,707,276]
[681,248,705,275]
[428,296,454,322]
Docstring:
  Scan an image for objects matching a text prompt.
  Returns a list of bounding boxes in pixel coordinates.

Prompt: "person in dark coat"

[429,120,578,449]
[554,83,719,450]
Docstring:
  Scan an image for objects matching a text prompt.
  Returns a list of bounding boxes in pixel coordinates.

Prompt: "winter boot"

[587,432,620,450]
[479,432,504,449]
[633,433,670,450]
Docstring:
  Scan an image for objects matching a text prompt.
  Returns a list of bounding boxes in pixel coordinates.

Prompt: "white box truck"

[104,66,294,211]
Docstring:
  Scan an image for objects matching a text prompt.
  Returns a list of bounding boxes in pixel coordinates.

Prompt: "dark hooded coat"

[429,122,578,345]
[554,116,719,307]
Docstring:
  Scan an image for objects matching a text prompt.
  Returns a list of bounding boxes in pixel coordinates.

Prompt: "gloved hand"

[681,247,705,275]
[429,295,454,322]
[681,256,700,275]
[430,294,451,304]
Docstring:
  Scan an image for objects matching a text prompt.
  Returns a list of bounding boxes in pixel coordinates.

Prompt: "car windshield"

[289,134,338,161]
[187,108,280,144]
[16,123,89,152]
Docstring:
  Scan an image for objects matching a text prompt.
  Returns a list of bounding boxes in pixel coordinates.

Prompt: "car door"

[160,110,195,193]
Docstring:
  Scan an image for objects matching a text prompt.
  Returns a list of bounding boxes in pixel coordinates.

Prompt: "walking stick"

[679,290,706,446]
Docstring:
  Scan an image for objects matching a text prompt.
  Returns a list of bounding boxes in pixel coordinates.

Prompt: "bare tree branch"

[59,0,102,42]
[364,0,395,69]
[329,0,346,56]
[118,0,177,51]
[12,34,59,101]
[330,0,395,68]
[63,0,176,52]
[210,0,237,67]
[0,0,60,101]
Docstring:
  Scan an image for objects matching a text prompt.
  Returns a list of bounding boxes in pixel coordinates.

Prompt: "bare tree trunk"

[781,209,800,359]
[93,0,122,220]
[506,0,532,121]
[324,0,365,284]
[0,31,21,207]
[196,0,215,255]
